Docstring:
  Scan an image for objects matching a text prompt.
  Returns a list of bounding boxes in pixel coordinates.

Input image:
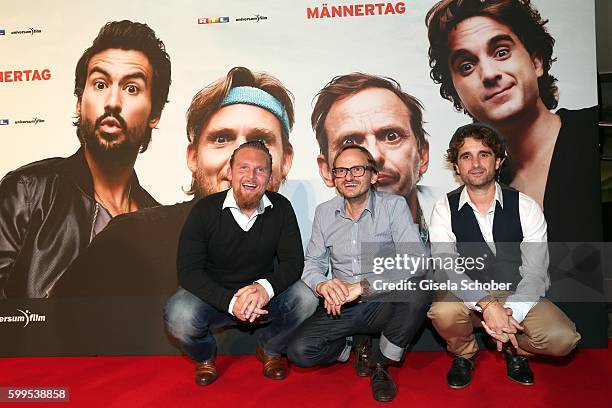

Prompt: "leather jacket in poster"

[0,148,159,298]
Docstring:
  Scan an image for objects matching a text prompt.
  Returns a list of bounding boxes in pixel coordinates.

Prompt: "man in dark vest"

[426,0,605,347]
[428,123,580,389]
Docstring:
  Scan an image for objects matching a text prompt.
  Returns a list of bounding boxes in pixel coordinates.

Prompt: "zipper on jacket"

[89,202,99,243]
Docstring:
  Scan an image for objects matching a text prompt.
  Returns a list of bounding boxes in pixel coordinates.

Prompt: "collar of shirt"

[334,189,377,221]
[222,188,273,212]
[222,189,273,231]
[458,182,503,215]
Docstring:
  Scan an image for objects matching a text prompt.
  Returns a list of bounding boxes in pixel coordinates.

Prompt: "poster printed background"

[0,0,597,233]
[0,0,600,355]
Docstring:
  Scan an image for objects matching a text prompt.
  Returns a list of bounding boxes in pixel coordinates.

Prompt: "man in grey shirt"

[288,145,431,402]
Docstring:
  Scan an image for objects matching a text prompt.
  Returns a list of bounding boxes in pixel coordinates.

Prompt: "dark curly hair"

[426,0,558,114]
[446,123,506,174]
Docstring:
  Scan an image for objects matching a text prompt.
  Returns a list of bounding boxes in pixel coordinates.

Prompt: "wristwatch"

[359,278,371,296]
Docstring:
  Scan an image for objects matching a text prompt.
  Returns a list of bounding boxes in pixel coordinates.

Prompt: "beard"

[466,171,496,189]
[192,168,229,197]
[233,181,266,211]
[78,111,146,166]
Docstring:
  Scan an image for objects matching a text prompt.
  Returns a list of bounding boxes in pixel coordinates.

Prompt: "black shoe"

[353,336,372,377]
[504,351,534,385]
[446,355,475,389]
[370,364,397,402]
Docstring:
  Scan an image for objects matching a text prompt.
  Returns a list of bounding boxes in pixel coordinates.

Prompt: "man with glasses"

[288,145,431,402]
[309,72,440,384]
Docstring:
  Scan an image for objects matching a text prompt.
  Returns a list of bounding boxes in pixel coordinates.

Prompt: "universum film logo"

[198,17,230,24]
[9,27,42,35]
[0,117,46,126]
[15,117,45,125]
[0,309,46,327]
[235,14,268,23]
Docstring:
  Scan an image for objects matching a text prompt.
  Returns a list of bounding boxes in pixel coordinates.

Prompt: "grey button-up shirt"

[302,191,427,294]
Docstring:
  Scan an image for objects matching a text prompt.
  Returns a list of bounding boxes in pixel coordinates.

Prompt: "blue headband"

[221,86,291,137]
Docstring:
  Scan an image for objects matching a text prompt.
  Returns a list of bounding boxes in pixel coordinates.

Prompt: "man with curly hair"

[426,0,605,348]
[428,123,580,388]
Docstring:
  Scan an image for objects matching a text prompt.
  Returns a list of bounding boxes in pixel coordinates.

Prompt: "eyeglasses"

[331,165,373,178]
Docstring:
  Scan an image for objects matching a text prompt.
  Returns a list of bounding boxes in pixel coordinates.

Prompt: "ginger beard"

[233,176,266,210]
[227,147,272,211]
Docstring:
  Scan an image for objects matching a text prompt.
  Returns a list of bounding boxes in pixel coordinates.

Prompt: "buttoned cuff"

[255,279,275,300]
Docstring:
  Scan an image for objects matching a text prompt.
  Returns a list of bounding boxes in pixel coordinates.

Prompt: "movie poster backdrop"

[0,0,603,356]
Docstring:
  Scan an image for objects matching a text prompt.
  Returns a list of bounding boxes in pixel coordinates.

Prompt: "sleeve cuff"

[255,279,275,300]
[228,296,237,316]
[306,276,328,296]
[503,300,536,324]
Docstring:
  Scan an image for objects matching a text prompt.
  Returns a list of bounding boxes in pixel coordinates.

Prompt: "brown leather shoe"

[195,359,218,386]
[255,345,288,380]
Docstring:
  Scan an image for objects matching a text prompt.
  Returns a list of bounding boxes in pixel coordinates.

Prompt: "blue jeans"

[164,281,317,362]
[288,279,431,367]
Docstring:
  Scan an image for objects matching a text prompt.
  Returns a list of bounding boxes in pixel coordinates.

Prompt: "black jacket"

[54,200,195,298]
[0,148,159,298]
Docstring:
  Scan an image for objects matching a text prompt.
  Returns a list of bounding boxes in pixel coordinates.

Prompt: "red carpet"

[1,343,611,407]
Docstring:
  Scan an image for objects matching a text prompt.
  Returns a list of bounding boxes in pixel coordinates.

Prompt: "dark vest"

[448,184,523,289]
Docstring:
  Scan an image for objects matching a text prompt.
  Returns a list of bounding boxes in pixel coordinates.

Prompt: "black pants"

[288,285,431,367]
